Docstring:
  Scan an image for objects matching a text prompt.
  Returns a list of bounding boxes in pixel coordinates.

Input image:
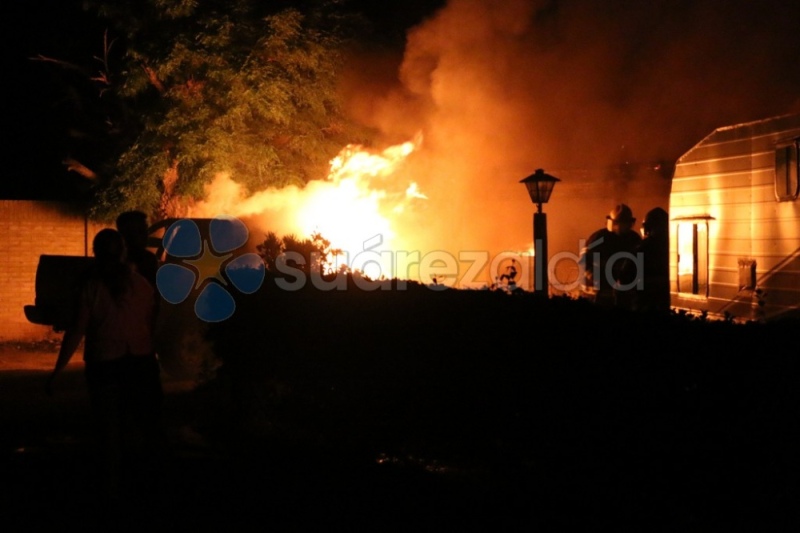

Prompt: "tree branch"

[62,157,98,180]
[29,54,86,74]
[142,64,165,93]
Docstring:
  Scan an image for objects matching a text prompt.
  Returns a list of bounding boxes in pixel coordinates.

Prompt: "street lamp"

[520,168,560,296]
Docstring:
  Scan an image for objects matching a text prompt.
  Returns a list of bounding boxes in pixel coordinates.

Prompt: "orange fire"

[189,136,426,278]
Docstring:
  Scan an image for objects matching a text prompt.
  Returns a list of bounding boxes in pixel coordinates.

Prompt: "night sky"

[4,1,105,200]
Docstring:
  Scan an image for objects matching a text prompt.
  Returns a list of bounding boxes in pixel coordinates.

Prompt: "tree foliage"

[46,0,374,221]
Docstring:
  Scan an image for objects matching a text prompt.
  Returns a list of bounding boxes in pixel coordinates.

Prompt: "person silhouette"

[46,228,164,503]
[116,210,159,288]
[579,204,642,308]
[620,207,670,313]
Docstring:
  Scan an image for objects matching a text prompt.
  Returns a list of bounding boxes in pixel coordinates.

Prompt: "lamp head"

[520,169,560,209]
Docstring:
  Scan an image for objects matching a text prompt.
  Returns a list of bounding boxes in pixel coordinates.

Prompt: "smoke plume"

[202,0,800,288]
[345,0,800,263]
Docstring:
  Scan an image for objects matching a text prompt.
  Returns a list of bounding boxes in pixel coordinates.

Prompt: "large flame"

[189,136,426,278]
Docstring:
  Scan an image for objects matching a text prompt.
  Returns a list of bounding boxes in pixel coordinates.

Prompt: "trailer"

[668,113,800,321]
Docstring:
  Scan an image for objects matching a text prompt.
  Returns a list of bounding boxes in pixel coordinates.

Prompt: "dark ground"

[3,290,800,531]
[1,343,540,531]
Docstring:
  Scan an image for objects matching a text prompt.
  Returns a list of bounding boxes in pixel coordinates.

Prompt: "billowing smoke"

[337,0,800,287]
[190,0,799,289]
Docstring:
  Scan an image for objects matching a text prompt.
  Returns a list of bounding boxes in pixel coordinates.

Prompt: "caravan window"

[677,221,709,297]
[775,139,799,201]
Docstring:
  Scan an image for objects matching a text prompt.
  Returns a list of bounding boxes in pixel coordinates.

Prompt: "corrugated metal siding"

[669,114,800,321]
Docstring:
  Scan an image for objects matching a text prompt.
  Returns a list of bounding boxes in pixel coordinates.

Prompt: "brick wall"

[0,200,108,341]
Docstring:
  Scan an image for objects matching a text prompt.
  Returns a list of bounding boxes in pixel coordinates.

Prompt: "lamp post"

[520,169,560,297]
